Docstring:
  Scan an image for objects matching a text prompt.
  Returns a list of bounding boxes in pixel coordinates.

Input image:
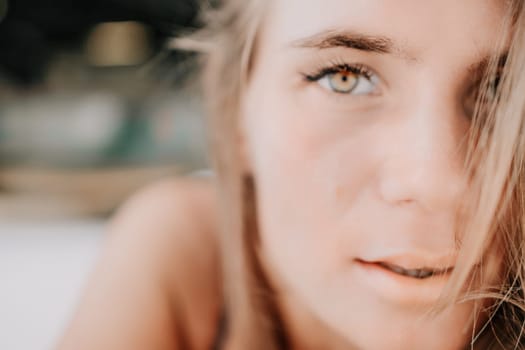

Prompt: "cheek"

[241,80,378,287]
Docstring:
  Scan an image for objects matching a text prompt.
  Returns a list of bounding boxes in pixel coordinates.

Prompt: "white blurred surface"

[0,220,105,350]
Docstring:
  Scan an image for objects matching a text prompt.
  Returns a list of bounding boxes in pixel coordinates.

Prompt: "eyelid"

[304,62,375,82]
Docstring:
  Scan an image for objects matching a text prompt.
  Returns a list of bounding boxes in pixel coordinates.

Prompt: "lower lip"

[353,260,451,305]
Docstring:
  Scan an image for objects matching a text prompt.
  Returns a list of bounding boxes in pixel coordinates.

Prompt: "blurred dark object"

[0,0,208,219]
[0,0,199,85]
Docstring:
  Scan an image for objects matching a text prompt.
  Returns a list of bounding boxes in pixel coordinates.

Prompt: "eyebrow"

[291,29,509,74]
[290,29,415,60]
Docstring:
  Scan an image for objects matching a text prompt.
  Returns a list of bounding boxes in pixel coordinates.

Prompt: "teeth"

[407,269,433,279]
[378,262,447,279]
[389,265,407,275]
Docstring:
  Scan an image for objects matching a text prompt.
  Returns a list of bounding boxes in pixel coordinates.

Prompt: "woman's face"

[241,0,508,349]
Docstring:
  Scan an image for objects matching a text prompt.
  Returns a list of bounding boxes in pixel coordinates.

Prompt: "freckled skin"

[241,0,507,349]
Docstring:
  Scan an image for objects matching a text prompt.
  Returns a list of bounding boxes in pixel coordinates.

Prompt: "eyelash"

[303,61,374,83]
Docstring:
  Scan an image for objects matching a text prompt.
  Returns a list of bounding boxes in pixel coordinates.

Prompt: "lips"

[355,254,456,280]
[375,261,454,279]
[352,254,456,304]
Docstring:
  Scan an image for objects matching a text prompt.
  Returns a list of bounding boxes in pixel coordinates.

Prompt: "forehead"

[260,0,508,59]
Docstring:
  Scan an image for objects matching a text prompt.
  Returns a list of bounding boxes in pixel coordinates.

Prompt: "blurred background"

[0,0,206,348]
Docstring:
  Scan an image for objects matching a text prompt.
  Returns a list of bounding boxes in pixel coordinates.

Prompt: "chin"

[327,307,472,350]
[308,285,473,350]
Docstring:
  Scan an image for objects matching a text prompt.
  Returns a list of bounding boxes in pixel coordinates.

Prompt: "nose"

[377,92,468,213]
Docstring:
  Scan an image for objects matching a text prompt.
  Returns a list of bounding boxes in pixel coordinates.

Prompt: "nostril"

[376,164,465,213]
[377,174,419,208]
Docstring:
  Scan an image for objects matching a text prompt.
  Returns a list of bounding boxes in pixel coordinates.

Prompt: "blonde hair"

[175,0,525,348]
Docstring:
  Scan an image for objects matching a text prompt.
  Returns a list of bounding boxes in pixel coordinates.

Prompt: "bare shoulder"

[113,177,222,346]
[59,177,221,350]
[111,176,220,281]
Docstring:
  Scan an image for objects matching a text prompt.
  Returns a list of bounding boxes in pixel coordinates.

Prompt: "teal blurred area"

[0,16,208,220]
[0,80,207,169]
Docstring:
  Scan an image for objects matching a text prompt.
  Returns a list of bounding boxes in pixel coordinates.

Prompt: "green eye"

[310,65,378,95]
[327,71,359,93]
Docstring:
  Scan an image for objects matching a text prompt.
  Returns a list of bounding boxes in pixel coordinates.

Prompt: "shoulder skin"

[57,177,222,350]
